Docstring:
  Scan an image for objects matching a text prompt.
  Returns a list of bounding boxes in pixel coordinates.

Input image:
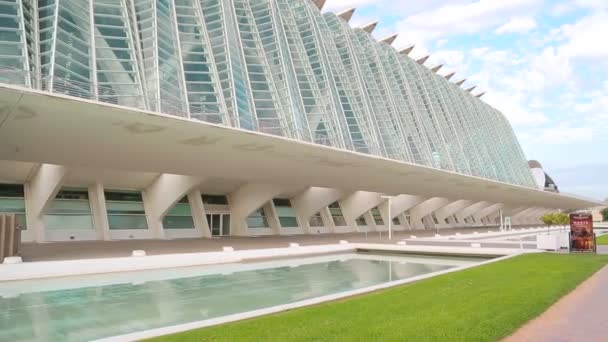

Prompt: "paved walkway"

[20,227,507,262]
[504,266,608,342]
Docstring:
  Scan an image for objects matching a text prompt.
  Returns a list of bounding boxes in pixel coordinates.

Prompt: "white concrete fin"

[465,85,477,92]
[444,72,456,80]
[337,8,355,22]
[475,92,486,98]
[399,44,415,55]
[416,55,430,65]
[431,64,443,73]
[380,34,398,45]
[455,78,466,86]
[312,0,326,10]
[360,21,378,33]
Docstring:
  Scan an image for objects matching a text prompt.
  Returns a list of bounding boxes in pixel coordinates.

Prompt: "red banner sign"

[570,213,595,252]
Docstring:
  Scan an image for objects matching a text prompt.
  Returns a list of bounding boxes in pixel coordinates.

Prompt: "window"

[202,194,229,205]
[247,207,268,228]
[273,198,298,228]
[0,183,27,229]
[356,215,367,226]
[105,190,148,230]
[309,211,324,227]
[328,202,346,226]
[431,213,439,224]
[45,188,94,230]
[371,207,383,225]
[163,196,195,229]
[392,217,400,225]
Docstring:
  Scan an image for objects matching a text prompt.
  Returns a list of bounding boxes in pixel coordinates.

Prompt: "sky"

[323,0,607,201]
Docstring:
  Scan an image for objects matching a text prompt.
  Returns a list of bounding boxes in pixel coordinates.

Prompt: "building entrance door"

[206,214,230,236]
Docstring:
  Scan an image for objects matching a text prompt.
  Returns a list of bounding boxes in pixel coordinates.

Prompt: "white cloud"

[494,17,537,34]
[559,11,608,60]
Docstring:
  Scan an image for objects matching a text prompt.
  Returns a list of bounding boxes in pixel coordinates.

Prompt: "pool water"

[0,253,485,341]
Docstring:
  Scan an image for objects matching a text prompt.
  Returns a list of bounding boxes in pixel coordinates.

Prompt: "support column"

[25,164,69,243]
[229,183,284,236]
[143,174,204,239]
[339,191,383,230]
[472,203,504,225]
[90,182,111,241]
[409,197,451,230]
[455,201,490,224]
[511,207,537,225]
[378,194,426,227]
[291,187,344,234]
[434,200,474,226]
[187,189,210,238]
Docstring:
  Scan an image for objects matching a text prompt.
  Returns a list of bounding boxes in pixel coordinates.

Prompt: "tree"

[602,207,608,222]
[540,212,569,225]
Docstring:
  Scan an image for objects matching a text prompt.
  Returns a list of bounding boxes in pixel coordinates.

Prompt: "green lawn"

[597,234,608,245]
[150,254,608,342]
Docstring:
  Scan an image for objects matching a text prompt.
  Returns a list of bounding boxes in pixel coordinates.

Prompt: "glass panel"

[211,214,221,235]
[163,215,195,229]
[202,194,229,205]
[221,215,230,235]
[309,213,324,227]
[247,208,269,228]
[108,215,148,230]
[45,214,94,230]
[356,216,366,226]
[278,217,298,228]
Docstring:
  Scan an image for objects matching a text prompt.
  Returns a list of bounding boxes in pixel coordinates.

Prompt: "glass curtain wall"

[272,198,298,228]
[163,196,195,229]
[247,206,269,228]
[45,188,94,231]
[0,183,27,229]
[6,0,537,188]
[105,190,148,230]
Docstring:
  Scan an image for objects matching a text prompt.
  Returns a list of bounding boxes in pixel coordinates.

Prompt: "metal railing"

[0,65,231,126]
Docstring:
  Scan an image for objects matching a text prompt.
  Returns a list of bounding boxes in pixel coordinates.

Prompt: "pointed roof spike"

[465,86,477,92]
[337,8,356,22]
[455,78,466,86]
[430,64,443,73]
[416,55,430,65]
[312,0,326,10]
[380,34,398,45]
[444,72,456,80]
[475,92,486,98]
[399,44,415,55]
[360,21,378,33]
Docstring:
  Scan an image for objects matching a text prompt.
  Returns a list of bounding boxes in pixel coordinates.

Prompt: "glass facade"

[2,0,536,187]
[45,187,94,230]
[104,190,148,230]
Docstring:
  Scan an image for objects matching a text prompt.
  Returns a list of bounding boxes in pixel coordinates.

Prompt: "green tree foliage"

[601,208,608,222]
[540,212,569,225]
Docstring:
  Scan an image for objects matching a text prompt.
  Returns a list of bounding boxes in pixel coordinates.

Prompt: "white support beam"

[455,78,466,86]
[454,201,489,224]
[378,194,426,226]
[25,164,69,242]
[431,64,443,73]
[187,189,210,238]
[89,182,111,241]
[472,203,504,224]
[399,44,415,56]
[143,174,204,239]
[416,55,430,65]
[337,8,355,22]
[379,34,398,45]
[291,187,344,234]
[229,183,285,236]
[360,21,378,33]
[475,92,486,98]
[444,72,456,80]
[339,191,383,229]
[312,0,326,10]
[434,200,474,225]
[409,197,451,229]
[465,85,477,92]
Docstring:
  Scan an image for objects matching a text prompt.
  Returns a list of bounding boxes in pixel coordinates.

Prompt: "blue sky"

[324,0,608,201]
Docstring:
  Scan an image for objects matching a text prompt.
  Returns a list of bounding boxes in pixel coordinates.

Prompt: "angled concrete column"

[143,174,204,239]
[229,183,285,236]
[25,164,69,242]
[291,187,344,234]
[434,200,474,225]
[511,207,537,225]
[455,201,490,224]
[90,182,111,240]
[409,197,451,229]
[473,203,504,223]
[378,194,426,226]
[187,189,210,238]
[339,191,383,229]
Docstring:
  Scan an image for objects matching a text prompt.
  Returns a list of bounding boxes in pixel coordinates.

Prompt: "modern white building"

[0,0,602,243]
